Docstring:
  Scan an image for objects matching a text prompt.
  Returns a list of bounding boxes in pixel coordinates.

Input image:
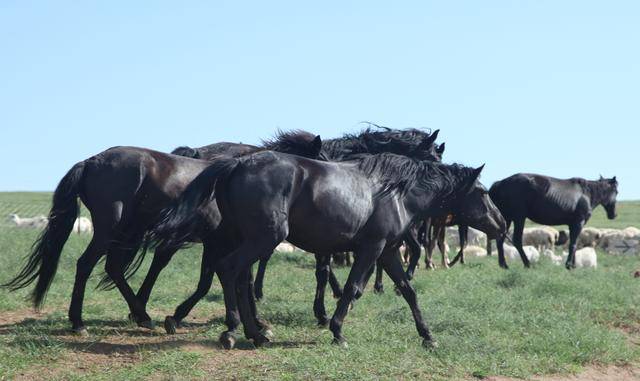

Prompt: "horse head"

[448,165,507,239]
[598,176,618,220]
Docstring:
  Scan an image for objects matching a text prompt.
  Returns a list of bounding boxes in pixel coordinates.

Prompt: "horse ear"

[421,129,440,147]
[599,175,604,180]
[310,135,323,154]
[436,142,445,154]
[462,165,484,194]
[611,176,617,185]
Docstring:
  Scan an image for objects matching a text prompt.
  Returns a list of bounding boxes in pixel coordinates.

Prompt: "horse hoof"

[138,320,155,330]
[164,316,178,334]
[72,327,89,337]
[317,317,329,328]
[128,313,137,323]
[373,285,384,294]
[253,334,271,348]
[499,264,509,270]
[332,338,348,348]
[422,339,439,350]
[333,290,343,299]
[219,332,236,350]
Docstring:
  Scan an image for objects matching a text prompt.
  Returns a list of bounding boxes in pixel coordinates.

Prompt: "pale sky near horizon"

[0,1,638,198]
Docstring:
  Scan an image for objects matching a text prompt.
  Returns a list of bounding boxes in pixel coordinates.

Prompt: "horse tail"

[147,157,241,252]
[3,161,86,308]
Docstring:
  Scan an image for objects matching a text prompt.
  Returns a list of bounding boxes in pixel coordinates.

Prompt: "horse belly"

[287,182,373,253]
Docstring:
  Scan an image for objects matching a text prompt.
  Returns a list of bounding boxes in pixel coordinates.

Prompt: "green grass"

[0,193,639,380]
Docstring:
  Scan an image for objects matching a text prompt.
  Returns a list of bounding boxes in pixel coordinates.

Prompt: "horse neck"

[402,177,457,219]
[583,180,608,208]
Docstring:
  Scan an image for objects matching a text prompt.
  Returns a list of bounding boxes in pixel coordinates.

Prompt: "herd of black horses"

[2,127,619,349]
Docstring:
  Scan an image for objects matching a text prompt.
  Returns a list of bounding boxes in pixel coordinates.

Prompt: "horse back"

[490,173,589,225]
[82,146,211,221]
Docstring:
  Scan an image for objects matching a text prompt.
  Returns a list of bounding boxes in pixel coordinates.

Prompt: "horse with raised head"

[149,152,507,348]
[489,174,618,269]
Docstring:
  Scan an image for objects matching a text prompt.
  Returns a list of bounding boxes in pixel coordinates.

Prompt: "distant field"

[1,191,637,229]
[0,192,638,380]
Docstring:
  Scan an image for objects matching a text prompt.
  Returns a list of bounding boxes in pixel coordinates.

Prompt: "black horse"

[489,174,618,269]
[162,127,444,331]
[253,127,444,296]
[2,131,323,334]
[149,152,507,348]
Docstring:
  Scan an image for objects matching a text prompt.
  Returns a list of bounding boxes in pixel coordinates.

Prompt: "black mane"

[323,125,439,161]
[261,130,318,152]
[354,153,473,198]
[171,146,201,159]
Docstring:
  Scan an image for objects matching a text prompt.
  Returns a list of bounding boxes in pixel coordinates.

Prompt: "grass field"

[0,193,639,380]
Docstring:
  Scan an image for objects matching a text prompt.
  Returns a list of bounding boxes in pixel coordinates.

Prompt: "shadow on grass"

[0,315,319,354]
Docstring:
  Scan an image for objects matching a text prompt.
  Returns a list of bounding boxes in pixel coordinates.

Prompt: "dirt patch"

[2,308,268,380]
[487,365,640,381]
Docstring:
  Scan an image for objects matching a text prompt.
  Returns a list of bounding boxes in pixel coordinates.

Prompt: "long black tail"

[3,161,85,308]
[147,157,241,252]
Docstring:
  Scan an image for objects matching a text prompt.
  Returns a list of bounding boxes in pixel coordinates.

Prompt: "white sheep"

[466,227,487,247]
[623,227,640,239]
[543,248,564,265]
[463,245,487,257]
[72,217,93,234]
[503,244,540,263]
[7,214,48,229]
[577,227,602,248]
[598,229,625,253]
[562,247,597,268]
[522,227,558,252]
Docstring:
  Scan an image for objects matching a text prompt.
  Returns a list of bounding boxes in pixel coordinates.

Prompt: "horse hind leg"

[68,236,108,334]
[104,235,154,329]
[313,253,332,326]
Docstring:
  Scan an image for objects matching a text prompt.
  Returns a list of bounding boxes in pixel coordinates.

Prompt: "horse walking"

[489,174,618,269]
[149,152,507,348]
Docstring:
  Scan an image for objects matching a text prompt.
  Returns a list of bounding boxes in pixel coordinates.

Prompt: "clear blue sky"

[1,1,637,199]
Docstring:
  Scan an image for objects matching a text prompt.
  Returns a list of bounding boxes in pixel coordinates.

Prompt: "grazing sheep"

[598,229,625,252]
[503,244,540,263]
[543,248,564,265]
[623,226,640,239]
[463,245,487,257]
[7,214,48,229]
[577,227,602,248]
[466,227,487,247]
[562,247,597,268]
[522,227,558,252]
[72,217,93,234]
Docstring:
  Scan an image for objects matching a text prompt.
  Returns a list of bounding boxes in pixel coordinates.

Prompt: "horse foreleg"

[566,223,583,270]
[380,248,435,349]
[512,219,531,268]
[253,258,268,301]
[330,247,382,346]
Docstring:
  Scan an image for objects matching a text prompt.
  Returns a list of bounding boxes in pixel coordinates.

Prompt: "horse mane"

[323,124,437,161]
[171,146,201,159]
[261,129,317,152]
[578,177,618,204]
[353,153,473,199]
